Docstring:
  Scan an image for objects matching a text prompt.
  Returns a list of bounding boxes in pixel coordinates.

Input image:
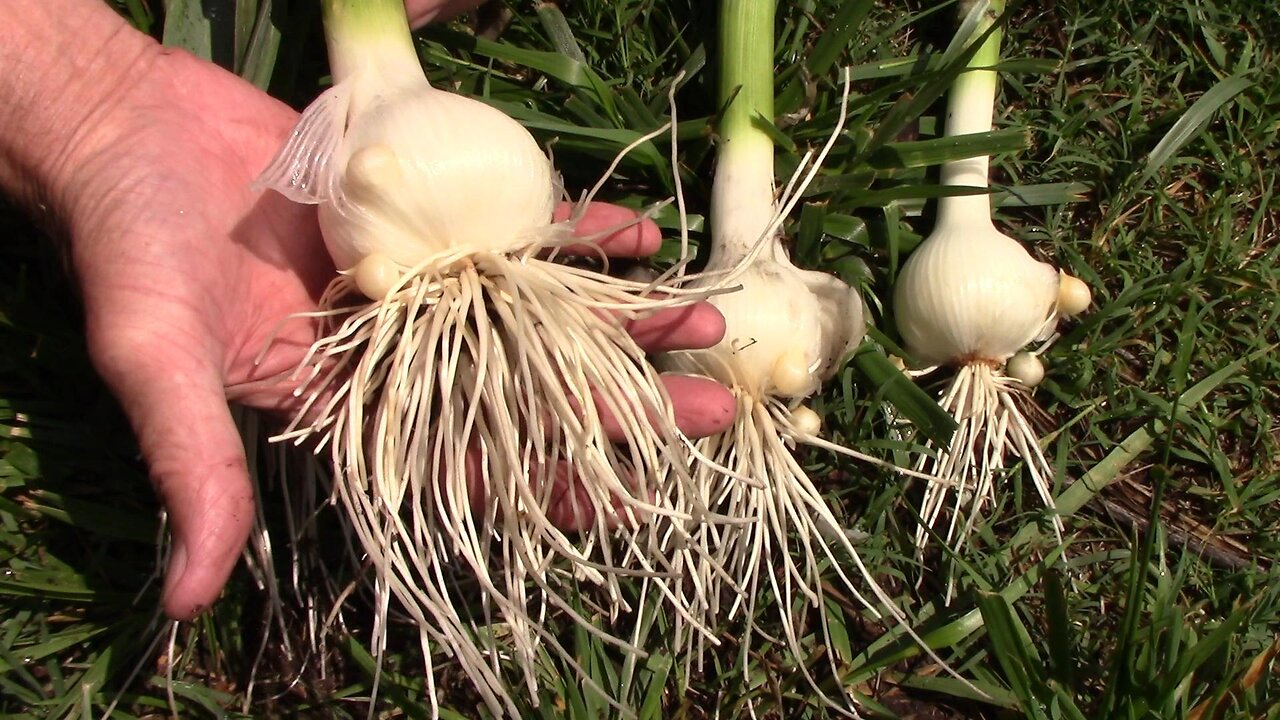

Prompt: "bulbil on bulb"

[789,405,822,436]
[1005,351,1045,387]
[1057,272,1092,316]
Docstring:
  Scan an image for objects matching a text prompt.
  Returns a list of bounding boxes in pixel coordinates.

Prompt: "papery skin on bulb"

[893,224,1058,368]
[320,82,558,270]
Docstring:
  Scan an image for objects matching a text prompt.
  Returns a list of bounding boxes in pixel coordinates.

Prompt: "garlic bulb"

[689,247,864,399]
[259,78,557,280]
[321,88,557,272]
[893,220,1059,368]
[256,1,558,288]
[671,68,864,403]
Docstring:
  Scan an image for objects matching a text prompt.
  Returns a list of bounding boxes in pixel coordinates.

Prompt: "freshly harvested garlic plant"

[892,0,1091,595]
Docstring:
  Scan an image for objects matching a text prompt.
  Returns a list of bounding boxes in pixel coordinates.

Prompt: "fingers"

[618,298,736,440]
[659,374,737,438]
[523,372,735,529]
[590,372,736,443]
[86,315,253,620]
[547,201,735,437]
[554,201,662,257]
[463,450,646,533]
[625,302,726,353]
[535,462,632,532]
[459,376,734,533]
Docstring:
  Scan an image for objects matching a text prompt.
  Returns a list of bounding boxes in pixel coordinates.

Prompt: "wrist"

[0,1,158,225]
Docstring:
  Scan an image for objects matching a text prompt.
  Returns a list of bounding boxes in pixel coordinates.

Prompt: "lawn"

[2,0,1278,717]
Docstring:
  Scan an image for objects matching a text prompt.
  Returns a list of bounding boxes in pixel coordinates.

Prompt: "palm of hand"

[75,50,330,396]
[68,49,330,617]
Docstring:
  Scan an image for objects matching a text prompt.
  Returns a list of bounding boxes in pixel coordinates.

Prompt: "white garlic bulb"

[893,222,1059,368]
[669,249,864,399]
[257,72,555,285]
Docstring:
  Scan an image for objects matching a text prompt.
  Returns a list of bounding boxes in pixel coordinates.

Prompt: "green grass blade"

[121,0,154,33]
[991,182,1091,207]
[239,0,281,90]
[977,592,1052,720]
[1138,72,1254,186]
[536,3,588,64]
[1032,345,1274,525]
[234,0,258,62]
[487,99,668,174]
[637,652,672,720]
[1042,568,1076,692]
[804,0,874,77]
[48,617,154,719]
[0,625,108,673]
[342,636,430,720]
[24,491,158,543]
[851,543,1069,676]
[851,340,957,446]
[421,28,620,121]
[867,128,1030,169]
[861,1,1009,158]
[895,674,1018,707]
[161,0,213,60]
[1161,602,1251,701]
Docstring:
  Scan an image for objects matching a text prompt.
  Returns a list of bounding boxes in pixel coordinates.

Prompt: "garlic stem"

[937,0,1005,229]
[322,0,425,111]
[709,0,779,270]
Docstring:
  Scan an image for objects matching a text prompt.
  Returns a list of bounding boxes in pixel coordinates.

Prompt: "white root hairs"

[273,245,720,718]
[668,385,970,717]
[913,363,1063,603]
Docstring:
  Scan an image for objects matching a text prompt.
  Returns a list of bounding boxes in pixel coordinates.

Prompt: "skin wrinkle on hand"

[0,5,158,214]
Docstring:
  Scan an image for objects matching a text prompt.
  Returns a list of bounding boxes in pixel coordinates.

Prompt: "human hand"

[53,41,731,618]
[404,0,487,27]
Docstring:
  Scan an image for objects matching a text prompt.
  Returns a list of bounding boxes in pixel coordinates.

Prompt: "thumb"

[88,319,254,620]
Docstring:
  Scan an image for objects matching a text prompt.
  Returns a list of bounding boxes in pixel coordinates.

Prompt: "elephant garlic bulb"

[893,220,1060,368]
[891,0,1091,596]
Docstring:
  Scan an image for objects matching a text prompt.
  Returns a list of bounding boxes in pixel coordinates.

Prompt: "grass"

[4,0,1279,717]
